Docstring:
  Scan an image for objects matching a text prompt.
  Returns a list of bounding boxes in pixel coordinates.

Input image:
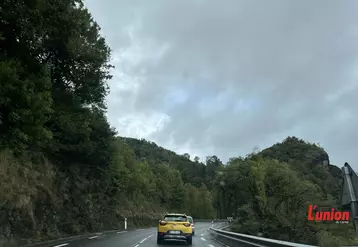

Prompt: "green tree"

[197,183,215,218]
[0,60,53,152]
[194,156,200,163]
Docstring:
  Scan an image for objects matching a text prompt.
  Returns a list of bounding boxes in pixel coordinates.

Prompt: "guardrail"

[209,226,318,247]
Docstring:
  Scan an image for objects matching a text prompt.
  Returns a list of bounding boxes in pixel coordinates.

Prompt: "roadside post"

[341,162,358,233]
[124,218,127,230]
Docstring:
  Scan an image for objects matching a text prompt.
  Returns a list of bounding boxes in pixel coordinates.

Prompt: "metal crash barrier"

[209,226,318,247]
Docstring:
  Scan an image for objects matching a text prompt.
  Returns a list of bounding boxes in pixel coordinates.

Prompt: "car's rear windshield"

[187,217,193,223]
[164,215,187,222]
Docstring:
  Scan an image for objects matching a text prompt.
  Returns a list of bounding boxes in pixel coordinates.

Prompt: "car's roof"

[164,213,186,216]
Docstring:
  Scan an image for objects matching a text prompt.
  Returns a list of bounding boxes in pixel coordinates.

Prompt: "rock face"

[328,164,342,179]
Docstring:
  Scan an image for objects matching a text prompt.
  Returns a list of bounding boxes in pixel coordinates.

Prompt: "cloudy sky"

[84,0,358,168]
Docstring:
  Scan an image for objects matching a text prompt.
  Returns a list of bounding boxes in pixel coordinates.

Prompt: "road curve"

[31,222,223,247]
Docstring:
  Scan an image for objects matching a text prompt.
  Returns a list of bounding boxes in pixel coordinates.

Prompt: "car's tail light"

[184,223,191,227]
[159,220,167,226]
[191,223,194,227]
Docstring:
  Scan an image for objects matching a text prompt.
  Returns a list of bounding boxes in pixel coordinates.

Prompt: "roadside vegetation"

[0,1,354,247]
[214,137,356,246]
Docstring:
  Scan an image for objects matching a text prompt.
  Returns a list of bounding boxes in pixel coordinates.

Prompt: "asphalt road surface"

[33,222,224,247]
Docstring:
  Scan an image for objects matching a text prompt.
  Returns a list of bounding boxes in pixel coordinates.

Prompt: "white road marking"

[201,233,204,236]
[134,245,139,247]
[139,237,147,243]
[52,244,69,247]
[148,234,154,238]
[88,236,98,239]
[209,245,215,247]
[201,237,206,241]
[117,231,127,234]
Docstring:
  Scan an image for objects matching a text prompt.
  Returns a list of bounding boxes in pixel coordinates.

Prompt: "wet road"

[33,222,223,247]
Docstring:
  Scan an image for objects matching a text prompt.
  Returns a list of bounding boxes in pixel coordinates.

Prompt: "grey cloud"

[85,0,358,168]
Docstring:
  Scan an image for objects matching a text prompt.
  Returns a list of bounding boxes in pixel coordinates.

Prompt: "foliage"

[0,60,53,152]
[259,136,330,167]
[119,137,223,188]
[214,137,349,246]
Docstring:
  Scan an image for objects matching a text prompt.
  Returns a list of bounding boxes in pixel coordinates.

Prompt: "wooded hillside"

[214,137,354,246]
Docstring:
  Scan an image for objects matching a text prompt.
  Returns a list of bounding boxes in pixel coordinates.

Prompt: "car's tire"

[157,236,163,245]
[192,231,195,236]
[187,236,192,245]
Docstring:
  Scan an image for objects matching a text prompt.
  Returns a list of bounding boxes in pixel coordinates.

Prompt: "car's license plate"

[169,230,180,234]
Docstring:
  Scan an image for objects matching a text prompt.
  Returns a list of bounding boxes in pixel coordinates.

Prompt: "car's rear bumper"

[158,232,192,242]
[164,234,187,241]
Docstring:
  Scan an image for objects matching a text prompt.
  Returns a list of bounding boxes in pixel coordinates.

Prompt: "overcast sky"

[84,0,358,168]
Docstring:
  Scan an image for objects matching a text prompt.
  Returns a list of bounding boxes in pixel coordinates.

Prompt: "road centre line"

[88,236,98,239]
[52,244,69,247]
[139,237,147,243]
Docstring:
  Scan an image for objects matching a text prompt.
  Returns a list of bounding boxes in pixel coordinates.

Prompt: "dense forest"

[0,1,356,247]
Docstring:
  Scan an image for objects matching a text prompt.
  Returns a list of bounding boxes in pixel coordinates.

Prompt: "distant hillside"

[118,137,207,187]
[259,136,330,166]
[258,136,340,198]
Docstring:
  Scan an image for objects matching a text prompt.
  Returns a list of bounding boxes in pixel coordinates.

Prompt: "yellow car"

[157,213,193,245]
